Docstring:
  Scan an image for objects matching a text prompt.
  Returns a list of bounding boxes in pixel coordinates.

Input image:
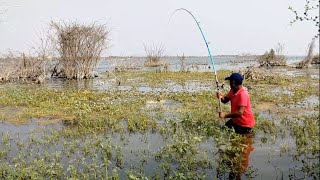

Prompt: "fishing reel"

[216,81,225,91]
[220,82,225,90]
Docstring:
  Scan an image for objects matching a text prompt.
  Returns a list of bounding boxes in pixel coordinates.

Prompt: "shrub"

[50,21,109,79]
[143,44,167,69]
[258,43,287,67]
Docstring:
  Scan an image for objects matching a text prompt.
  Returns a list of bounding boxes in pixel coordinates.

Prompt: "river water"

[98,56,305,72]
[41,56,318,92]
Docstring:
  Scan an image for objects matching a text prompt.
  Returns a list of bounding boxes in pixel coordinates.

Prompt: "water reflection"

[46,78,106,90]
[45,78,214,92]
[217,134,255,180]
[0,118,63,140]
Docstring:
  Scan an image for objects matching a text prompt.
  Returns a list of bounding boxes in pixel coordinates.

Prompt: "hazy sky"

[0,0,319,56]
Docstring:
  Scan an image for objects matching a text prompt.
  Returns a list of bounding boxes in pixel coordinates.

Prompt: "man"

[216,73,255,134]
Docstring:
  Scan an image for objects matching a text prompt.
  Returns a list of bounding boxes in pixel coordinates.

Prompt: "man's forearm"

[225,112,242,118]
[221,97,228,104]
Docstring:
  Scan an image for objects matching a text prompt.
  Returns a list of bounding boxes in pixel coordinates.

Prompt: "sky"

[0,0,319,56]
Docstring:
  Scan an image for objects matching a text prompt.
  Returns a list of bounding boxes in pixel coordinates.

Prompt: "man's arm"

[219,106,245,118]
[216,92,230,104]
[221,96,230,104]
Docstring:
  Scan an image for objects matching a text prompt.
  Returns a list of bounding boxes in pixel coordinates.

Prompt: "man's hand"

[217,92,230,104]
[216,92,224,99]
[219,112,226,118]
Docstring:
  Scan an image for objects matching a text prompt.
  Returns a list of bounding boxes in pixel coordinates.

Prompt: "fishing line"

[169,8,222,112]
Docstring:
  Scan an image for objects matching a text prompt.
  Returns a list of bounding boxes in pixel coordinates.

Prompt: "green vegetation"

[0,69,318,179]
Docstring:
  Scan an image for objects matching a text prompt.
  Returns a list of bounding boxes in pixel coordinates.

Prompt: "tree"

[289,0,320,38]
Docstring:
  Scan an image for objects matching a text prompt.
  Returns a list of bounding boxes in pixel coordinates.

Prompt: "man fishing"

[171,9,254,134]
[216,73,255,134]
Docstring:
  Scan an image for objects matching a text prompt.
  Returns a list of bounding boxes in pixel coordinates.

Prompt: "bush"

[143,44,167,69]
[258,48,287,67]
[0,44,51,83]
[50,21,109,79]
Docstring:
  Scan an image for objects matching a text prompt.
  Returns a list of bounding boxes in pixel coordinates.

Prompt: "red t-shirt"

[226,87,255,128]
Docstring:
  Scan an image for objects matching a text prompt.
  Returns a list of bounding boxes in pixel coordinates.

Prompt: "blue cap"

[225,73,243,85]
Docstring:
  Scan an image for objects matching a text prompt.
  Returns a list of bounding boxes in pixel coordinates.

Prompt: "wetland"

[0,57,319,179]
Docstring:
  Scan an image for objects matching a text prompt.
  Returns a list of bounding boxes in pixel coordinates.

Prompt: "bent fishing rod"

[170,8,223,112]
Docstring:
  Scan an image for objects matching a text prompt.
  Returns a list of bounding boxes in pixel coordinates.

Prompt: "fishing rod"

[170,8,222,112]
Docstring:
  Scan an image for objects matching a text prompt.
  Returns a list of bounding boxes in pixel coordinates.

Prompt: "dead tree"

[177,53,186,72]
[296,39,316,68]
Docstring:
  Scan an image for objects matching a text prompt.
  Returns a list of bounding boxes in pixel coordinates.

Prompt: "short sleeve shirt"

[226,87,255,128]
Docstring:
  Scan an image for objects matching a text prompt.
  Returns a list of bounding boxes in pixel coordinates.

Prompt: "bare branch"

[289,0,319,38]
[177,53,186,72]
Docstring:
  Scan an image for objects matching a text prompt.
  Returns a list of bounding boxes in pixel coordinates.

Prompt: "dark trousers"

[225,120,252,134]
